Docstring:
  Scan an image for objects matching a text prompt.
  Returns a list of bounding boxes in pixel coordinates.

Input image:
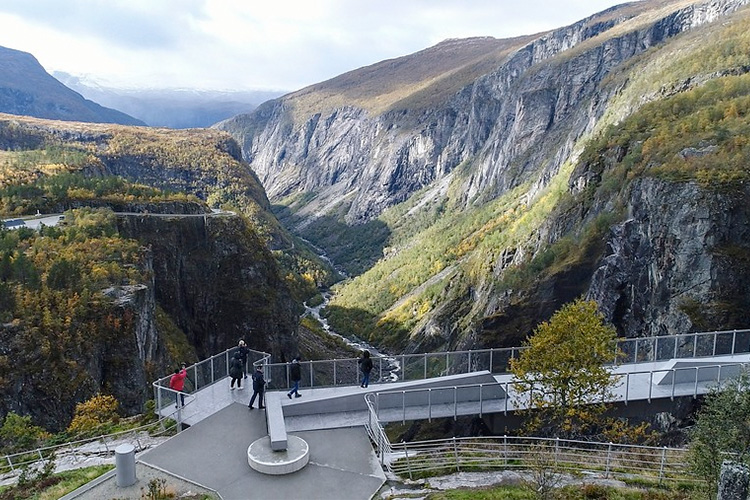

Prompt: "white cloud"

[0,0,629,91]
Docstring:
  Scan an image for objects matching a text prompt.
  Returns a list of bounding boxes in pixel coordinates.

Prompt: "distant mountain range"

[0,46,144,126]
[53,72,285,129]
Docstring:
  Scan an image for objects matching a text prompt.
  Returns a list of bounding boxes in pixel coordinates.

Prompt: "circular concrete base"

[247,435,309,475]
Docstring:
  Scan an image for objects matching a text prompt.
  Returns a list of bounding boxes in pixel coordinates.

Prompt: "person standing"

[237,339,249,379]
[170,363,187,407]
[358,350,373,388]
[287,358,302,399]
[229,352,244,390]
[248,365,266,409]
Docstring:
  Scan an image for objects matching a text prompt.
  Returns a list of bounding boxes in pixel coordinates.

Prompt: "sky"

[0,0,628,93]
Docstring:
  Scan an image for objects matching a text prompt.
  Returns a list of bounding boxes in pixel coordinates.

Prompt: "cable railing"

[0,413,180,480]
[261,329,750,391]
[386,435,695,483]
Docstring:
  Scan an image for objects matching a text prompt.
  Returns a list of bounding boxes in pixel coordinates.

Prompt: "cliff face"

[220,0,750,225]
[116,213,299,359]
[219,0,750,352]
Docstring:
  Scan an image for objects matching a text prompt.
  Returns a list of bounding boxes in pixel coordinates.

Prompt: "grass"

[0,464,113,500]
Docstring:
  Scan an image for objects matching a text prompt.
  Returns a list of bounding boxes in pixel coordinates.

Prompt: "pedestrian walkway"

[140,403,386,500]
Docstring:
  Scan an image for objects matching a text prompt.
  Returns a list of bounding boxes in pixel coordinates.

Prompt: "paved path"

[140,403,386,500]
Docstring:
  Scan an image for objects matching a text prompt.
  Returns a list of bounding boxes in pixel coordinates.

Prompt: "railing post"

[659,447,667,484]
[693,334,697,358]
[489,349,494,373]
[333,359,337,386]
[310,362,314,388]
[156,385,162,416]
[210,357,215,384]
[424,354,427,379]
[713,333,717,357]
[555,437,560,466]
[634,340,638,364]
[453,436,460,472]
[503,435,508,465]
[401,354,405,381]
[446,351,449,376]
[732,329,737,355]
[674,336,678,359]
[404,443,413,480]
[605,442,613,478]
[192,365,198,391]
[468,350,472,373]
[654,337,658,362]
[379,357,382,383]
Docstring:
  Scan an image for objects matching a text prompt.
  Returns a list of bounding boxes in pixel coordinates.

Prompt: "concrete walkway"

[139,403,386,500]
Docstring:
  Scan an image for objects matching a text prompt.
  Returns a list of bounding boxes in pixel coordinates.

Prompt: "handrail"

[151,345,271,424]
[386,435,695,483]
[258,329,750,391]
[1,413,180,479]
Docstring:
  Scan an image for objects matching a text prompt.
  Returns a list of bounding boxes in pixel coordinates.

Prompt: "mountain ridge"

[0,45,144,126]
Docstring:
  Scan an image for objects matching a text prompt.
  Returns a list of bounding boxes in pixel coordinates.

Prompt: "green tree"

[510,298,621,438]
[0,412,50,453]
[689,370,750,495]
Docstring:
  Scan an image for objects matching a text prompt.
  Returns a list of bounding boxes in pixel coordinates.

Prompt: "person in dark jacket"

[248,365,266,409]
[237,339,249,378]
[229,352,244,390]
[358,350,373,388]
[287,357,302,399]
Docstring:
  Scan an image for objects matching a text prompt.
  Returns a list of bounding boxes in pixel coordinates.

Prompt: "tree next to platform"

[510,298,623,439]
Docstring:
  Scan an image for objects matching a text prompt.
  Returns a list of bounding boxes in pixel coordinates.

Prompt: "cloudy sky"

[0,0,626,92]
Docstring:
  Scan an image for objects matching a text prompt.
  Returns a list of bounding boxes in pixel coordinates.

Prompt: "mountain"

[218,0,750,353]
[53,72,285,129]
[0,46,144,126]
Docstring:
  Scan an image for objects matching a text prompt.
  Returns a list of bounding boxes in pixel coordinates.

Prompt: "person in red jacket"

[170,363,187,408]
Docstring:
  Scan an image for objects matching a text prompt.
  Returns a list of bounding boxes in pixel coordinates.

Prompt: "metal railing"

[360,362,750,427]
[152,346,271,416]
[0,414,180,480]
[260,329,750,391]
[387,435,694,483]
[363,387,695,483]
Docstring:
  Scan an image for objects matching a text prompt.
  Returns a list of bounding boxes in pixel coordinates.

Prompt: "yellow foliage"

[67,394,120,436]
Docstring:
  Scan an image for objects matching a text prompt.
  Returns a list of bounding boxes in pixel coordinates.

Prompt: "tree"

[689,370,750,494]
[510,298,621,437]
[66,394,120,437]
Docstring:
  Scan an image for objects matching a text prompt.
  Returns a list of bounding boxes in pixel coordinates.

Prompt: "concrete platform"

[139,403,385,500]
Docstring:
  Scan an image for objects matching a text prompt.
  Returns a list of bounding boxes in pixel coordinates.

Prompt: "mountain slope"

[0,46,144,125]
[219,0,750,353]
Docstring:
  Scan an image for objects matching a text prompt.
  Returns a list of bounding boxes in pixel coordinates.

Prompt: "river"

[303,290,400,382]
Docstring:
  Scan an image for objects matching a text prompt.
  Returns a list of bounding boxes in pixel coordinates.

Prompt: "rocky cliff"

[219,0,750,352]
